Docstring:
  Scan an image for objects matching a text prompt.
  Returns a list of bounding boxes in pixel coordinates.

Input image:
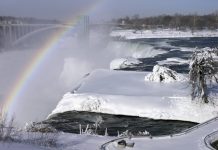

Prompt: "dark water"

[120,37,218,73]
[44,111,197,136]
[212,140,218,150]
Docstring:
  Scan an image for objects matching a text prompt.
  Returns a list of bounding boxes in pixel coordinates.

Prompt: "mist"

[0,26,124,126]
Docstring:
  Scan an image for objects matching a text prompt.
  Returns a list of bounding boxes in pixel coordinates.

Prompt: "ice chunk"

[157,57,189,65]
[110,57,142,70]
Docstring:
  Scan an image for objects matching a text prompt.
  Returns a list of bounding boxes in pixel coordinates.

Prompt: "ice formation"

[110,57,142,70]
[49,69,218,123]
[144,65,187,83]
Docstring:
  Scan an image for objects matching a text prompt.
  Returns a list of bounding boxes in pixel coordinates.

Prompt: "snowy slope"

[49,69,218,123]
[0,142,45,150]
[57,133,112,150]
[0,133,112,150]
[111,29,218,39]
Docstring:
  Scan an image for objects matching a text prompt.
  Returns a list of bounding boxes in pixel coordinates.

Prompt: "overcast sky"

[0,0,218,22]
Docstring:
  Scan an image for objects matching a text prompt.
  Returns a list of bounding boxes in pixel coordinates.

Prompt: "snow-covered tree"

[189,48,218,103]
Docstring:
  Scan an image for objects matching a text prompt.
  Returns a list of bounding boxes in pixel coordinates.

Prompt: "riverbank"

[110,29,218,39]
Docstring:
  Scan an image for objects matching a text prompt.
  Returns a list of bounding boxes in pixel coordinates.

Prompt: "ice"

[157,57,189,65]
[110,57,142,70]
[49,69,218,123]
[144,65,187,83]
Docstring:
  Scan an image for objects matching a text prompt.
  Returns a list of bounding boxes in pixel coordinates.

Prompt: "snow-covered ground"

[110,29,218,39]
[49,69,218,123]
[57,133,112,150]
[0,133,112,150]
[0,142,45,150]
[103,116,218,150]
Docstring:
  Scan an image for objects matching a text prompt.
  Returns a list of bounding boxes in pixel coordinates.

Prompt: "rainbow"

[1,0,103,117]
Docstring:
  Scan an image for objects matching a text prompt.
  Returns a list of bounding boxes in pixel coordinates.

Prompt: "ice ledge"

[49,69,218,123]
[49,92,218,123]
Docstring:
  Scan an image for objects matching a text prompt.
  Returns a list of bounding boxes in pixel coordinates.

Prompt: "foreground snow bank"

[49,69,218,123]
[110,29,218,39]
[0,133,112,150]
[0,142,45,150]
[104,117,218,150]
[110,57,142,70]
[57,133,112,150]
[145,65,187,83]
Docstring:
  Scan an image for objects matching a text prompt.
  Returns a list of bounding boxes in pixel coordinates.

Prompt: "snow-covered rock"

[110,58,142,70]
[145,65,187,83]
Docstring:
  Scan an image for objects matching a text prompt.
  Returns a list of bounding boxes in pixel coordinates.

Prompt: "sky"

[0,0,218,22]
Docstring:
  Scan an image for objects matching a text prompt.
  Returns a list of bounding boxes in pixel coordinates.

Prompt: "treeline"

[0,16,60,24]
[115,12,218,30]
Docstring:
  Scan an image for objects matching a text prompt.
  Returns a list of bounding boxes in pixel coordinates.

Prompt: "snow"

[49,69,218,123]
[104,117,218,150]
[189,47,216,68]
[0,133,112,150]
[144,65,187,83]
[110,29,218,39]
[157,57,189,65]
[0,142,45,150]
[110,57,142,70]
[57,133,112,150]
[179,47,196,52]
